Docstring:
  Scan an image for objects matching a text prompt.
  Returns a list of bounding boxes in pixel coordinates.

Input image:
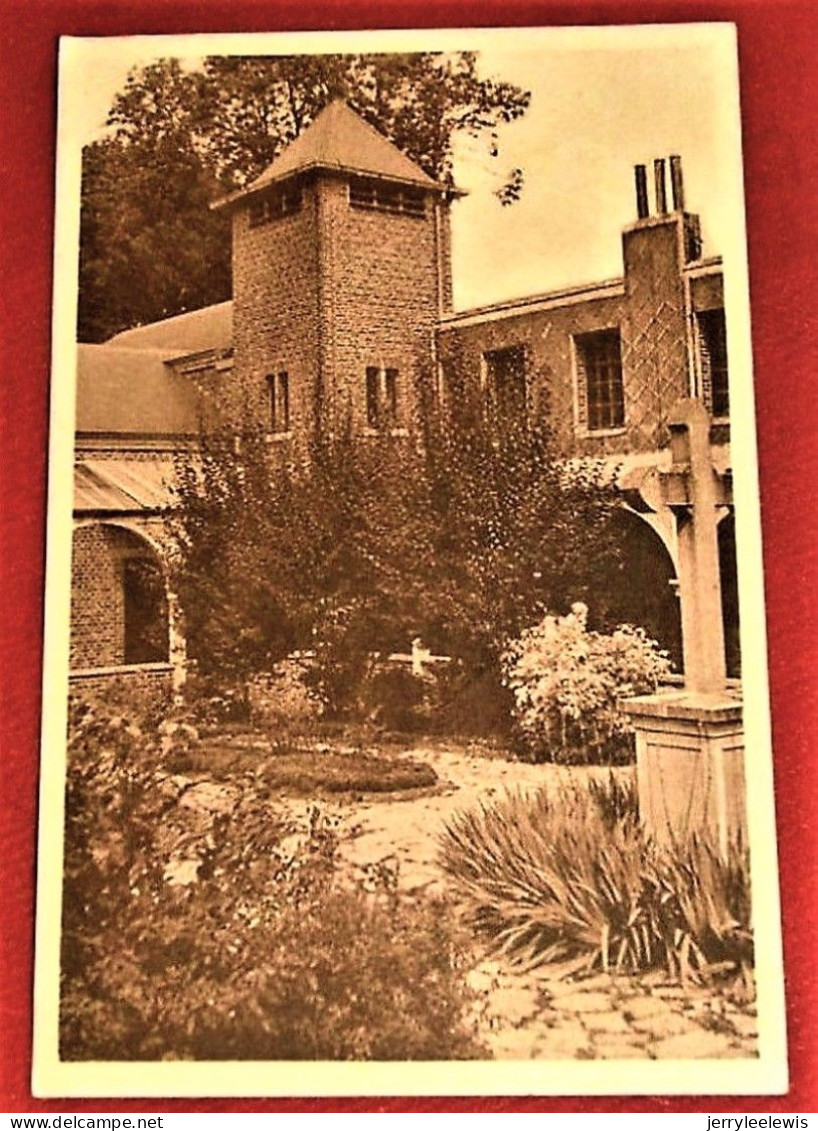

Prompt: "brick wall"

[317,176,442,433]
[436,199,454,315]
[70,522,169,670]
[620,215,691,450]
[690,271,724,313]
[437,290,628,456]
[230,173,447,440]
[71,525,125,668]
[438,213,717,458]
[231,180,321,436]
[69,664,174,711]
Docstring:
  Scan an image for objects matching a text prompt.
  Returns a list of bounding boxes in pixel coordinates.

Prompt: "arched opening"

[122,554,169,664]
[71,523,170,669]
[604,508,682,670]
[718,512,741,679]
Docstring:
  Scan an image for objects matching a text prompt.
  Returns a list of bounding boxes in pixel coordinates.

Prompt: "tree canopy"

[79,53,530,342]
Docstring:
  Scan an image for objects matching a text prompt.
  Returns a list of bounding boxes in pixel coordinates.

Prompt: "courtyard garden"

[60,656,756,1063]
[60,411,754,1062]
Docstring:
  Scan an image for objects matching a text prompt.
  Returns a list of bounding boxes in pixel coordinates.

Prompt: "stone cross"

[411,637,432,677]
[658,399,732,695]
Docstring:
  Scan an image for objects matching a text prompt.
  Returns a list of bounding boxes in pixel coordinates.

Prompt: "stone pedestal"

[621,690,745,855]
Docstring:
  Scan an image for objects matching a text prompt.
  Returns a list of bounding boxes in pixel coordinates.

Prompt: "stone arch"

[604,506,683,669]
[70,519,179,673]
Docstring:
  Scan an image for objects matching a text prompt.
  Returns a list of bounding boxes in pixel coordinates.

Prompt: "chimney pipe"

[634,164,649,219]
[669,154,685,211]
[654,158,668,214]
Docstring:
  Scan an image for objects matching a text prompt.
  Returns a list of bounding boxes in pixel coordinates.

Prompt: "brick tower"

[215,100,458,440]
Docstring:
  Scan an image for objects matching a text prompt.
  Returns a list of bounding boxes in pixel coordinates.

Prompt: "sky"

[59,25,745,312]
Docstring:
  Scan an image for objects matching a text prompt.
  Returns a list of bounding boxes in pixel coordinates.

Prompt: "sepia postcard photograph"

[31,22,789,1099]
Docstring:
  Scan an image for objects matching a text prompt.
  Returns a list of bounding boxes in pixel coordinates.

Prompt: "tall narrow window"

[366,366,398,429]
[384,368,398,420]
[483,345,527,423]
[268,371,290,433]
[575,329,625,432]
[698,308,729,418]
[366,367,379,427]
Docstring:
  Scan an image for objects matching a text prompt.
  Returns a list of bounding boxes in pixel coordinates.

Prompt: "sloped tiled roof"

[75,345,201,436]
[215,100,446,210]
[107,301,233,357]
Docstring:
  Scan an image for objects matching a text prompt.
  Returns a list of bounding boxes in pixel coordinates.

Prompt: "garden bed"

[177,733,439,796]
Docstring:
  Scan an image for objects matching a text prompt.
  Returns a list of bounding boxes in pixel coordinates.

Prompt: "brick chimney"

[631,154,702,262]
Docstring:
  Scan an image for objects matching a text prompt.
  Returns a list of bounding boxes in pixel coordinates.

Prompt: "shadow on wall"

[600,508,740,680]
[603,509,682,671]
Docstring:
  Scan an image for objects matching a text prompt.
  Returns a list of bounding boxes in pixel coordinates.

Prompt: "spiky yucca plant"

[439,778,752,980]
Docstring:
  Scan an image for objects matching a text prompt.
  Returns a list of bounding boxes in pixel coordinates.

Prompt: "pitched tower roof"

[214,99,455,211]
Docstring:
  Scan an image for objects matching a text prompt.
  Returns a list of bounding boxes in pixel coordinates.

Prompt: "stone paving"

[467,960,757,1060]
[303,741,758,1061]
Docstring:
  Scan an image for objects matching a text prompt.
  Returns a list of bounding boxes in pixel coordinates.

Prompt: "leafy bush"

[419,665,516,739]
[439,778,753,982]
[172,409,625,726]
[357,662,434,732]
[181,669,254,727]
[307,596,381,718]
[248,656,324,726]
[61,699,478,1061]
[503,602,672,763]
[153,889,483,1061]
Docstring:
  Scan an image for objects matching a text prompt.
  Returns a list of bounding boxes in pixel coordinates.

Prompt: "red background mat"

[2,0,816,1113]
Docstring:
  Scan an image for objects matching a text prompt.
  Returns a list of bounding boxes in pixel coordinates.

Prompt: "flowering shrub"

[503,603,672,763]
[61,698,481,1061]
